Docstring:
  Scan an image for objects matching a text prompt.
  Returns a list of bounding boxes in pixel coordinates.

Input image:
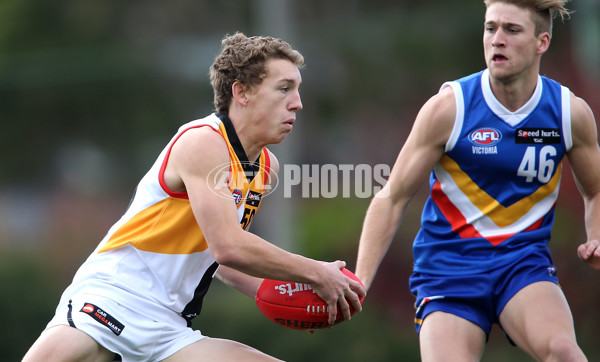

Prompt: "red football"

[255,268,364,330]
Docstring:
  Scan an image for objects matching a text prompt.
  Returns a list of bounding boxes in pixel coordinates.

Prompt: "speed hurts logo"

[80,303,125,336]
[515,128,561,144]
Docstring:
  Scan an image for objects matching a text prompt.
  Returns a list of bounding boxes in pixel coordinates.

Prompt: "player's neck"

[489,71,539,112]
[234,124,263,162]
[227,110,264,162]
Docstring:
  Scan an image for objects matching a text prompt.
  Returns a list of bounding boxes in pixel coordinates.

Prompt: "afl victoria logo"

[469,128,502,146]
[232,189,243,205]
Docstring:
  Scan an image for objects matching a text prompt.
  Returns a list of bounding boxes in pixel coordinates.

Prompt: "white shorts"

[46,293,205,362]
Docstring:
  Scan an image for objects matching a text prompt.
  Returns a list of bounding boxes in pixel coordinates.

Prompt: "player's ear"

[536,31,551,55]
[232,81,249,107]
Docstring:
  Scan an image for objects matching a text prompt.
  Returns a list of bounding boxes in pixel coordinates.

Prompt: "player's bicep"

[169,129,243,245]
[568,95,600,197]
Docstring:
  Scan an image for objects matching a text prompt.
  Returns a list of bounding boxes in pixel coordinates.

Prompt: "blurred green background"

[1,0,599,361]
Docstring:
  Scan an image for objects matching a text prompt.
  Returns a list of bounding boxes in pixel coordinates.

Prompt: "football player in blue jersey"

[356,1,599,361]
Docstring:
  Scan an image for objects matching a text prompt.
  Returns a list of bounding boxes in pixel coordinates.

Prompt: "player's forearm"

[215,265,263,298]
[356,192,406,291]
[212,230,323,284]
[584,192,600,242]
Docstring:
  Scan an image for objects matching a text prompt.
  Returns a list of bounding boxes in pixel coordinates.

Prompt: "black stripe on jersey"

[180,261,220,327]
[216,113,261,182]
[67,300,76,328]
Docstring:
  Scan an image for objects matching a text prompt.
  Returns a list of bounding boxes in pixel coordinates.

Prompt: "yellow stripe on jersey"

[218,121,268,194]
[439,155,562,228]
[99,197,208,255]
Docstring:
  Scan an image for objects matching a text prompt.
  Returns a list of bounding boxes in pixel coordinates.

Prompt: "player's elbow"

[209,242,234,265]
[209,240,248,269]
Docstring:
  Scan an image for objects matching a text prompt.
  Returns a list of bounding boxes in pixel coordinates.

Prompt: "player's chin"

[271,131,292,144]
[487,66,516,81]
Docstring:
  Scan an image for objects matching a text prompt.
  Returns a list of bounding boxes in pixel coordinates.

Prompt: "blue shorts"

[409,250,559,339]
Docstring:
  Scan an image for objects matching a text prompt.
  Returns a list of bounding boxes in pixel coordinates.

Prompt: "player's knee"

[544,335,585,361]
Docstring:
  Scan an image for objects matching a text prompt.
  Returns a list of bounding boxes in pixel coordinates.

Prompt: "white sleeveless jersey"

[57,113,271,325]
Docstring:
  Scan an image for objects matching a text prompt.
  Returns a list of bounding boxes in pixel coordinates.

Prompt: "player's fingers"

[345,289,363,313]
[350,279,366,298]
[581,240,600,259]
[337,290,352,321]
[577,243,589,260]
[333,260,347,269]
[327,300,338,325]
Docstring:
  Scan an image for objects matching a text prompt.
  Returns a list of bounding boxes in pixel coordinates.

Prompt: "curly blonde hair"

[209,32,304,115]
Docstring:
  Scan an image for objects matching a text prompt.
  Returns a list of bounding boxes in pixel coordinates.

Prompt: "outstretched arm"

[568,94,600,270]
[356,87,456,291]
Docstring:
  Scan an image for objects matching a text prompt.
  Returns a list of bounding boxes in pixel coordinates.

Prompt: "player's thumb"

[576,243,588,260]
[333,260,346,270]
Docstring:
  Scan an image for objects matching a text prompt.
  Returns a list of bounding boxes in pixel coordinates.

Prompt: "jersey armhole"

[561,86,573,151]
[159,124,221,198]
[440,81,464,152]
[262,148,271,186]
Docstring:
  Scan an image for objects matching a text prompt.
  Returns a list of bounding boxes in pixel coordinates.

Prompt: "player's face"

[245,58,303,145]
[483,3,547,82]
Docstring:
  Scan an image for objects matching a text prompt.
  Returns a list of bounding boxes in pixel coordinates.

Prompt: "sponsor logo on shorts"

[80,302,125,336]
[82,304,95,313]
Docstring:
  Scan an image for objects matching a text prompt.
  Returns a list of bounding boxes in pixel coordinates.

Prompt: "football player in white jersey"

[23,33,365,362]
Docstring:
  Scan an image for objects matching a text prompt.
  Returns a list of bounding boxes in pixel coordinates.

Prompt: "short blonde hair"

[484,0,572,36]
[209,32,304,115]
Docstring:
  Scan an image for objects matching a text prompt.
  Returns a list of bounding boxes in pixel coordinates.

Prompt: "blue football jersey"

[413,69,572,275]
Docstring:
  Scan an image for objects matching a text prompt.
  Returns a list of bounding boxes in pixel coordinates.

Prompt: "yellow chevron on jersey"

[98,114,270,255]
[98,198,208,254]
[437,155,562,228]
